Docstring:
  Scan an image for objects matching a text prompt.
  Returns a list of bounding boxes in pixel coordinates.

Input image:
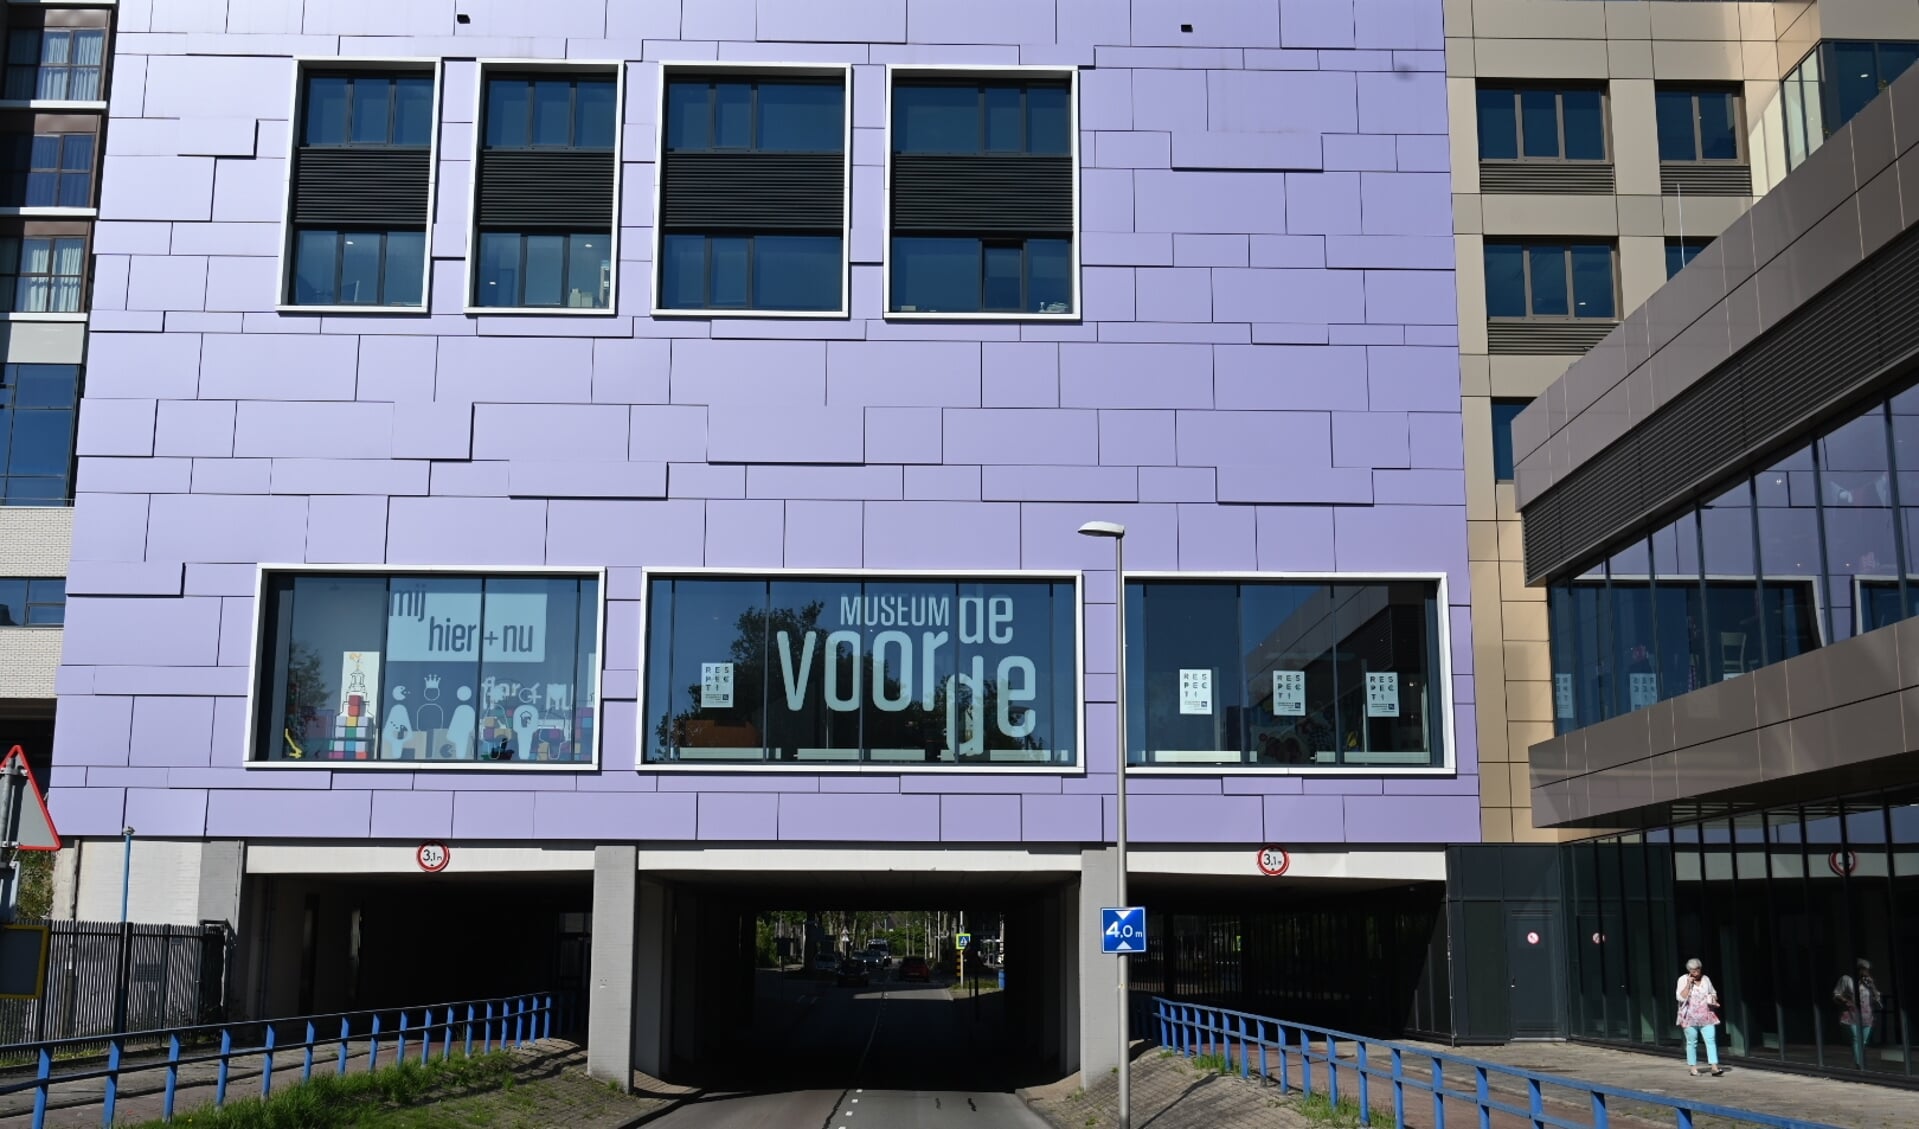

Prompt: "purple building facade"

[46,0,1474,1078]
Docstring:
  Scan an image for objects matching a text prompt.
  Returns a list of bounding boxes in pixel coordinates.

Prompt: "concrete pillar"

[196,841,244,928]
[587,845,637,1089]
[632,878,668,1077]
[1077,846,1120,1085]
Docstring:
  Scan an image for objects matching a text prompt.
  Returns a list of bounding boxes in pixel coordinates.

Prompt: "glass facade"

[1492,398,1529,482]
[643,575,1080,766]
[1569,791,1919,1078]
[0,577,63,625]
[1124,579,1446,768]
[251,571,603,764]
[1654,86,1741,162]
[1784,41,1919,172]
[0,363,79,504]
[1547,389,1919,734]
[1484,242,1617,321]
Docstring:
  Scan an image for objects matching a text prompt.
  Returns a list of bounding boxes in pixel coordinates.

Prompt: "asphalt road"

[650,972,1050,1129]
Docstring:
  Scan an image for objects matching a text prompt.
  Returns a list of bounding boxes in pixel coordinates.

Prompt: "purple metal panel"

[52,2,1479,850]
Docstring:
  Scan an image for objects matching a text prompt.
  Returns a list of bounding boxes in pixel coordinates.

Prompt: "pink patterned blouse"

[1675,974,1719,1028]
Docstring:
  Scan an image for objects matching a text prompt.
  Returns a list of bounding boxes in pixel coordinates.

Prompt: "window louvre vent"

[891,154,1072,234]
[476,150,614,228]
[291,149,430,226]
[661,152,842,231]
[1478,162,1615,195]
[1487,321,1618,355]
[1659,163,1752,196]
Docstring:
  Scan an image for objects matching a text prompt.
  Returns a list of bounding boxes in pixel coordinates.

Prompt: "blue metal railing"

[0,991,554,1129]
[1152,998,1844,1129]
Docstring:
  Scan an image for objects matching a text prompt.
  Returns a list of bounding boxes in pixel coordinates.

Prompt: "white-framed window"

[652,62,852,318]
[247,566,607,770]
[465,60,623,315]
[278,59,440,313]
[883,65,1080,320]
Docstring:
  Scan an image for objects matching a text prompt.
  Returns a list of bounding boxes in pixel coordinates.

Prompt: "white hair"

[1686,958,1703,971]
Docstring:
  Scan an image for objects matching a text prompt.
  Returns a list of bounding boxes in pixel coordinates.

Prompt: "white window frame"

[275,56,443,316]
[881,63,1081,323]
[242,563,610,772]
[650,60,853,320]
[463,58,625,317]
[636,567,1087,775]
[1122,571,1460,777]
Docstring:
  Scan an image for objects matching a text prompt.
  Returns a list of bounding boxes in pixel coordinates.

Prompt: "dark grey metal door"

[1508,910,1562,1038]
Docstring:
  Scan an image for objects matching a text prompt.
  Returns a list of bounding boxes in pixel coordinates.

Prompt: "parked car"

[898,956,931,983]
[836,957,870,988]
[813,953,839,973]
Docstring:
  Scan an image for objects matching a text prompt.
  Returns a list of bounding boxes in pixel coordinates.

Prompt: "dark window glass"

[1476,87,1518,159]
[483,76,616,150]
[473,231,609,308]
[305,73,433,147]
[894,81,1071,154]
[252,572,602,763]
[1520,88,1560,157]
[1126,579,1445,768]
[1483,243,1526,317]
[1833,41,1883,122]
[891,236,1073,315]
[1026,85,1071,155]
[757,83,842,151]
[305,75,350,145]
[1492,399,1529,482]
[643,575,1079,766]
[1561,89,1604,159]
[1697,90,1739,159]
[665,78,846,153]
[0,579,23,627]
[1571,243,1615,318]
[0,363,81,504]
[288,229,426,307]
[752,235,841,311]
[1655,89,1698,160]
[893,85,979,153]
[660,234,705,308]
[1487,241,1615,319]
[24,577,63,625]
[350,78,390,144]
[1529,244,1568,316]
[1667,239,1710,278]
[394,77,435,146]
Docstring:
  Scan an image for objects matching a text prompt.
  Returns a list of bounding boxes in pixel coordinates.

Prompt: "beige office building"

[1447,0,1919,839]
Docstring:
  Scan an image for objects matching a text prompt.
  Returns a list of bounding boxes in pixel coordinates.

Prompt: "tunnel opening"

[647,870,1075,1097]
[1129,874,1452,1040]
[237,872,594,1036]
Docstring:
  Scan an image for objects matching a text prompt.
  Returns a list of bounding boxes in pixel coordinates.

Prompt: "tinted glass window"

[1477,87,1517,159]
[1655,89,1697,160]
[1520,89,1560,157]
[0,363,81,504]
[1027,85,1071,154]
[753,235,841,310]
[894,85,979,153]
[288,229,425,307]
[394,77,435,146]
[1483,243,1525,317]
[894,237,979,313]
[644,575,1080,766]
[665,81,708,150]
[1570,243,1614,318]
[711,236,749,307]
[1528,244,1568,316]
[484,76,615,148]
[1492,399,1529,481]
[1127,579,1446,768]
[757,83,843,151]
[1696,90,1739,159]
[715,82,751,148]
[891,236,1073,315]
[1666,239,1708,279]
[1561,89,1604,159]
[252,572,602,763]
[484,79,530,148]
[1833,42,1882,122]
[305,75,349,145]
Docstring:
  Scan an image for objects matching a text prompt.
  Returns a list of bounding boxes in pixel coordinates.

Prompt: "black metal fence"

[0,919,228,1057]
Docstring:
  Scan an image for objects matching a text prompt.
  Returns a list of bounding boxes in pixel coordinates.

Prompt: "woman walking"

[1675,958,1725,1077]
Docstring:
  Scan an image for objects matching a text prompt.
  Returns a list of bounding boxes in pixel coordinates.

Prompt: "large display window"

[249,569,603,766]
[643,573,1080,767]
[1124,577,1449,769]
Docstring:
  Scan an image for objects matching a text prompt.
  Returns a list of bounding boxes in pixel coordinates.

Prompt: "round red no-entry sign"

[1256,846,1291,876]
[1829,850,1858,876]
[417,842,451,873]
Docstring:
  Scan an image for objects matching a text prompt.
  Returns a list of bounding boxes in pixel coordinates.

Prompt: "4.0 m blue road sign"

[1101,906,1146,954]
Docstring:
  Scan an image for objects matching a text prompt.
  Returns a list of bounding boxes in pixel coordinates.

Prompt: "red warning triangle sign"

[2,745,60,851]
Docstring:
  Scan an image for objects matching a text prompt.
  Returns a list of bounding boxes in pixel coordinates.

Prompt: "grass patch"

[126,1051,518,1129]
[1294,1092,1367,1127]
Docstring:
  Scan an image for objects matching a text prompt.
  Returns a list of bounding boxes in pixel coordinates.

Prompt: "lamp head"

[1077,520,1126,539]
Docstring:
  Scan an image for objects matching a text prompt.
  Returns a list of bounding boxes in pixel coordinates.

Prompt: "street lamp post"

[1077,520,1130,1129]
